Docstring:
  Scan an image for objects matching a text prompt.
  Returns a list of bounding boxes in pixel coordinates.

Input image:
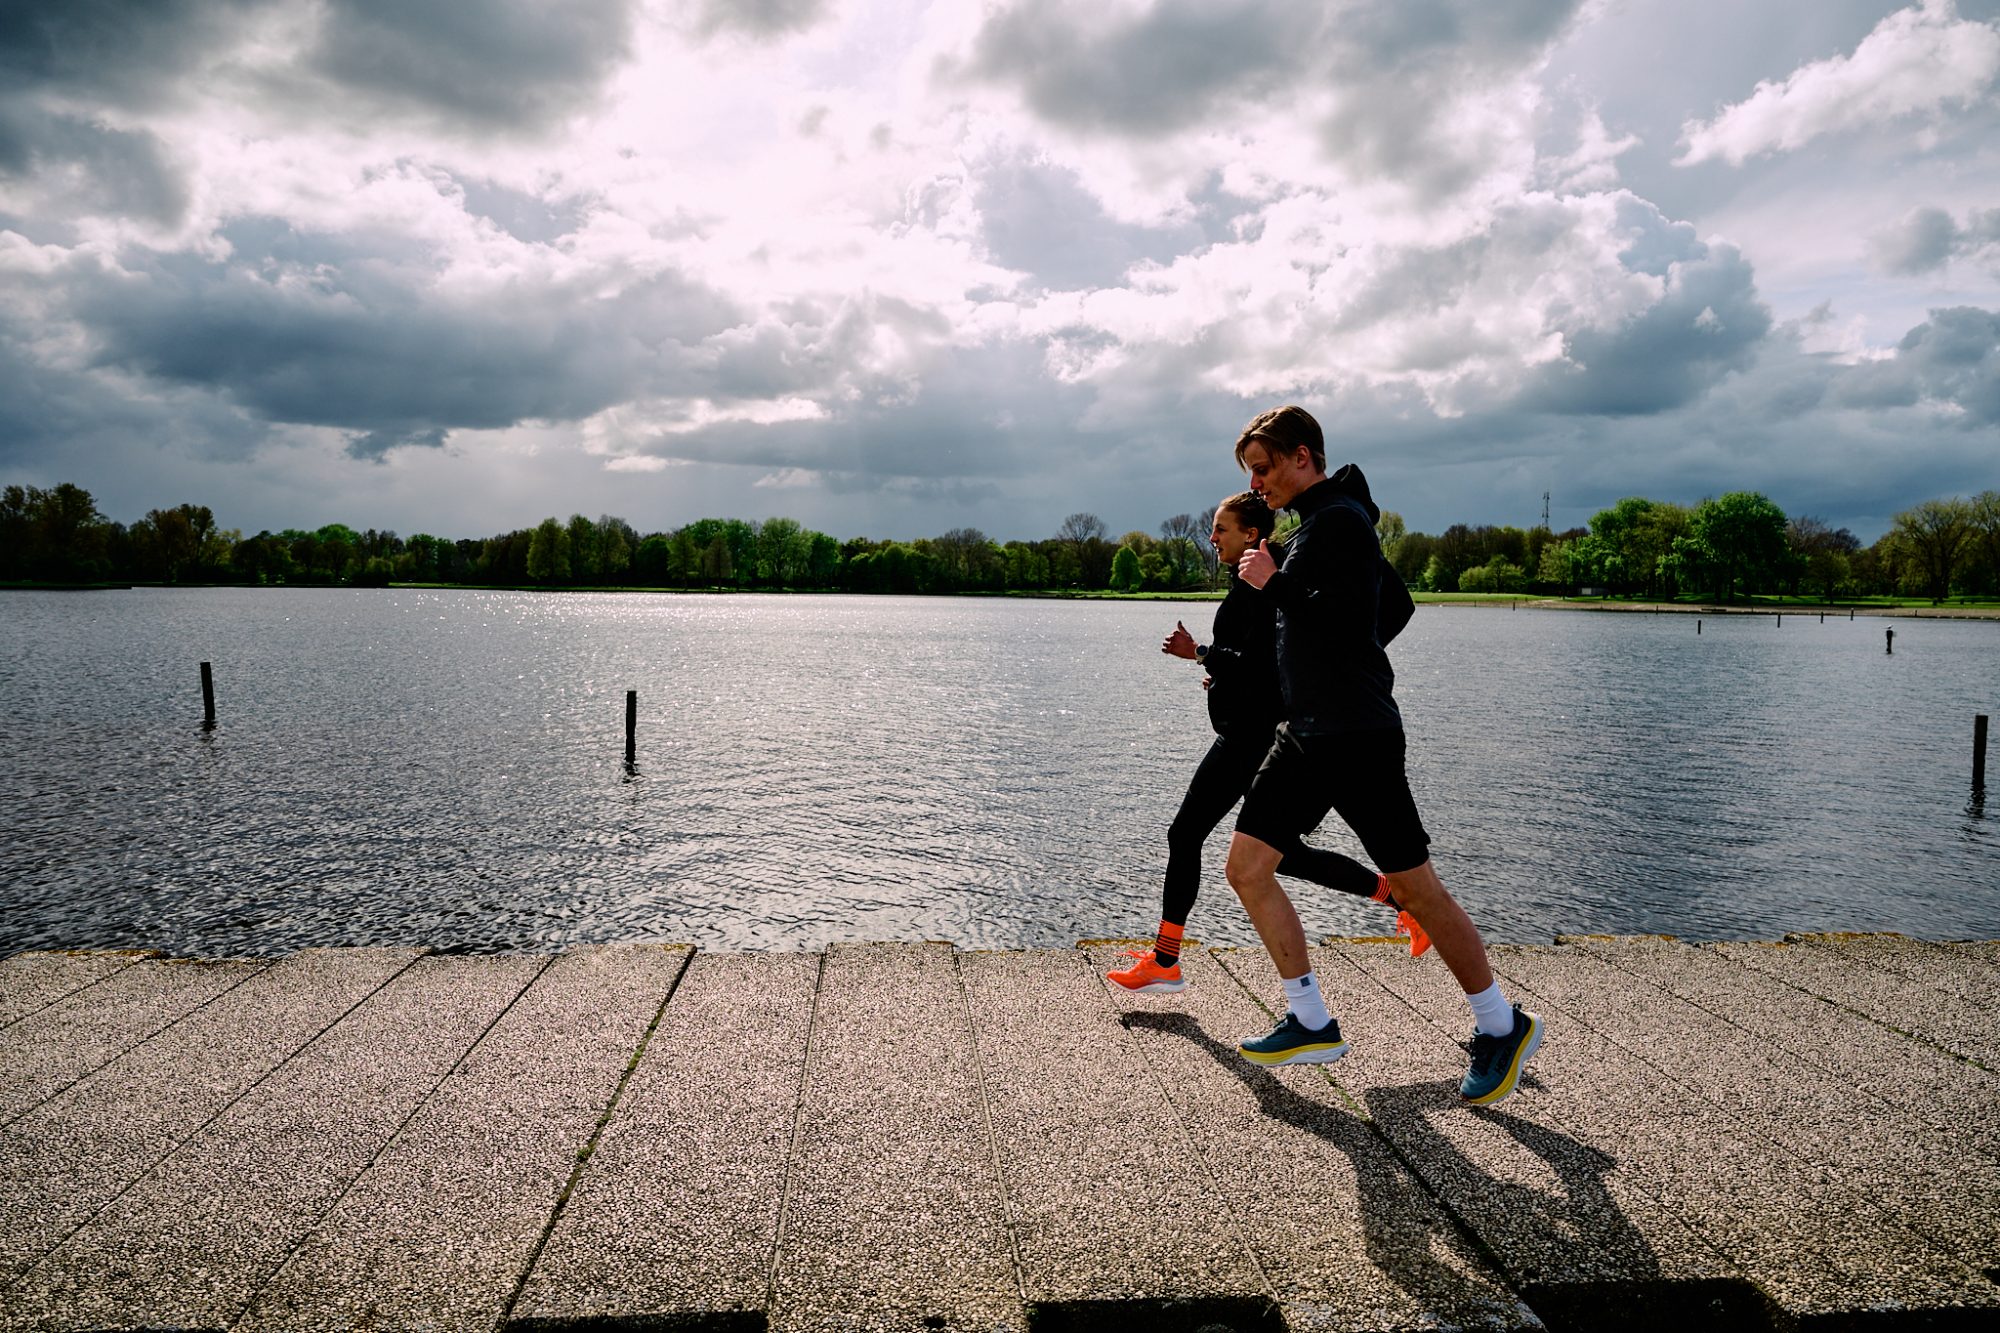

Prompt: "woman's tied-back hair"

[1216,491,1278,547]
[1233,404,1325,473]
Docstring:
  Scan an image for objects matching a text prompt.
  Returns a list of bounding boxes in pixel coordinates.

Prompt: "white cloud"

[1677,0,2000,166]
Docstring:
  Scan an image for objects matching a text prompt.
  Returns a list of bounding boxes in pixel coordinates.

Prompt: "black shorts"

[1234,725,1432,875]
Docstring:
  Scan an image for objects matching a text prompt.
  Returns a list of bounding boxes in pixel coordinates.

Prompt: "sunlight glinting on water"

[1,588,1993,956]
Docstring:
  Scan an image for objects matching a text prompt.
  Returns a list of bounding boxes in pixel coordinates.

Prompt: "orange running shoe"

[1107,949,1186,993]
[1395,910,1433,958]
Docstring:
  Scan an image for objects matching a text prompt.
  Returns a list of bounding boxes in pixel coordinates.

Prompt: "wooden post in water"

[199,661,215,728]
[1885,628,1894,654]
[625,690,638,766]
[1976,715,1988,791]
[1697,619,1701,635]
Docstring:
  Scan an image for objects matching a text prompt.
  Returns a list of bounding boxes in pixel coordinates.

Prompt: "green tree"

[526,517,571,583]
[1375,510,1407,570]
[598,516,636,583]
[1685,492,1789,602]
[567,514,599,583]
[1968,491,2000,596]
[1786,516,1859,602]
[1890,498,1974,602]
[1110,544,1142,592]
[1420,553,1453,592]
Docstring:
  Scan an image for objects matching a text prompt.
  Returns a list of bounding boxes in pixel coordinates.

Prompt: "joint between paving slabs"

[1215,944,1585,1328]
[495,945,699,1330]
[761,949,828,1315]
[952,949,1031,1308]
[239,953,563,1325]
[1092,943,1287,1308]
[0,949,159,1036]
[0,959,275,1134]
[1696,945,1998,1076]
[0,947,434,1296]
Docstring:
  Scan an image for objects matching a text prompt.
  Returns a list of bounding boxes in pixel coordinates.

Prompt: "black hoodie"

[1258,464,1413,735]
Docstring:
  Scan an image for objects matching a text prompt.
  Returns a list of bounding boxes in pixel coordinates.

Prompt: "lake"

[1,588,1994,956]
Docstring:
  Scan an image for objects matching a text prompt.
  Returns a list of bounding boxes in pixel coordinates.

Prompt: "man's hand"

[1236,538,1277,589]
[1163,619,1198,659]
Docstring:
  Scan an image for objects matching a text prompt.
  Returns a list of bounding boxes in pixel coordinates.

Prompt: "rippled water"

[1,588,1994,956]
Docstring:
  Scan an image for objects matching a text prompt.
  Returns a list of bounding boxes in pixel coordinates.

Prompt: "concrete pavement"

[2,934,1996,1332]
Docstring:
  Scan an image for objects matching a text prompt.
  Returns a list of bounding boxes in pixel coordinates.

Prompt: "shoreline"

[8,579,1999,617]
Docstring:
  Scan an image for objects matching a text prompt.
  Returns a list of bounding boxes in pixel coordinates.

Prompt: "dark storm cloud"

[1871,205,2000,274]
[0,102,189,225]
[1316,0,1585,197]
[974,152,1206,291]
[1527,234,1772,415]
[968,0,1585,197]
[455,177,591,245]
[1878,305,2000,424]
[688,0,830,41]
[0,0,269,105]
[635,339,1091,483]
[1827,307,2000,424]
[306,0,636,133]
[968,0,1318,136]
[64,220,742,451]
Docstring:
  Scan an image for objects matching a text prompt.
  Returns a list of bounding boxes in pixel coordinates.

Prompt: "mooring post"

[1697,619,1702,635]
[625,689,637,765]
[200,661,215,728]
[1976,715,1988,791]
[1886,628,1895,654]
[1776,612,1781,626]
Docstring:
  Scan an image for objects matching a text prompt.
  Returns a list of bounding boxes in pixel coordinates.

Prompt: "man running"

[1225,405,1543,1105]
[1107,491,1427,996]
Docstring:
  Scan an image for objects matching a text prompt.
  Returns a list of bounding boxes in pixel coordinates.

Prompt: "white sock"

[1467,981,1514,1036]
[1282,972,1332,1030]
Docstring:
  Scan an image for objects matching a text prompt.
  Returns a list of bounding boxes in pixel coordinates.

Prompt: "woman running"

[1107,490,1425,993]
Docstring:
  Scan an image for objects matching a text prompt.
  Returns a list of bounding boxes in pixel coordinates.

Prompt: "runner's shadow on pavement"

[1122,1011,1772,1333]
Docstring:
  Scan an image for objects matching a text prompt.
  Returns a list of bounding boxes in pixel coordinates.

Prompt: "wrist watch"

[1194,643,1209,665]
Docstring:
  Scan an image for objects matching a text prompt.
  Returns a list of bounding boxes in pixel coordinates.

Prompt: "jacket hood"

[1329,462,1380,524]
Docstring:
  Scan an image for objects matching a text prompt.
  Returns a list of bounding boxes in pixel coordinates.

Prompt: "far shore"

[6,579,1999,619]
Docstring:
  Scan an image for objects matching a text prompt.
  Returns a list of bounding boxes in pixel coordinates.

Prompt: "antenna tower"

[1541,490,1551,530]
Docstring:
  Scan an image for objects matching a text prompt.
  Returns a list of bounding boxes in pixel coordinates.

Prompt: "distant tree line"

[7,481,1996,602]
[1381,490,2000,604]
[0,485,1219,595]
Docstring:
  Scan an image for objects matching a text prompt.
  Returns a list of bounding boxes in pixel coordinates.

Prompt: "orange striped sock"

[1153,921,1184,967]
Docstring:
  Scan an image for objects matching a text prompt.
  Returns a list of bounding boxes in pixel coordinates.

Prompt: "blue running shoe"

[1239,1012,1348,1066]
[1460,1006,1543,1105]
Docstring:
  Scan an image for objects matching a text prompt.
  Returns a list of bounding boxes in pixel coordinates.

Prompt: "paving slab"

[0,958,263,1124]
[1711,938,2000,1069]
[1490,940,2000,1274]
[1564,935,2000,1164]
[768,941,1022,1333]
[1444,942,2000,1328]
[0,946,422,1286]
[237,944,691,1333]
[1788,932,2000,1008]
[0,951,153,1030]
[509,949,819,1332]
[1088,944,1535,1333]
[962,948,1273,1327]
[1302,941,1755,1333]
[1,953,544,1333]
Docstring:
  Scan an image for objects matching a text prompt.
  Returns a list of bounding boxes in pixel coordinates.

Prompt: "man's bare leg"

[1224,832,1309,978]
[1381,859,1493,995]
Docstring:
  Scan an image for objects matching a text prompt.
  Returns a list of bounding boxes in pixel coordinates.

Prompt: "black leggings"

[1162,729,1379,928]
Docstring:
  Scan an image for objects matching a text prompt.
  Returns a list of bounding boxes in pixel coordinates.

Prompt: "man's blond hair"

[1233,405,1325,473]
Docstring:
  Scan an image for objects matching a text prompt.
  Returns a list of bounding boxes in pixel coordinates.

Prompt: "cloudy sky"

[3,0,1997,543]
